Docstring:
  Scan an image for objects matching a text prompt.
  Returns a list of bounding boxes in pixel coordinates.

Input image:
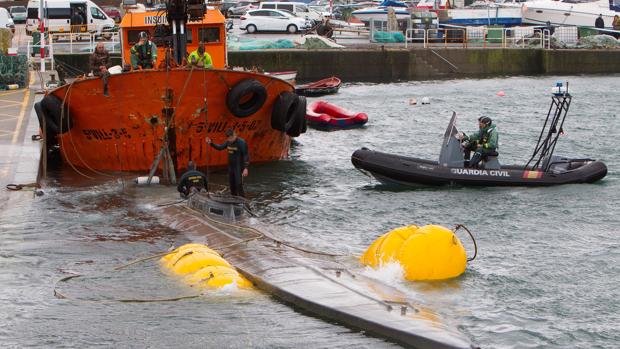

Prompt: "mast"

[165,0,205,64]
[39,0,45,72]
[524,82,571,171]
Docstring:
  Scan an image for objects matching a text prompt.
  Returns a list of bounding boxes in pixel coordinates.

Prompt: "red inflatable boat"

[306,100,368,129]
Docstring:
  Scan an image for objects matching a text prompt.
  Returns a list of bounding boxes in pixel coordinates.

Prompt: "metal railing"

[405,28,426,48]
[26,40,55,71]
[47,32,120,54]
[402,26,554,49]
[426,28,467,48]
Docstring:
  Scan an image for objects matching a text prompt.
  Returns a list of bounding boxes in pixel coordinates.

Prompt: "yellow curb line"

[11,72,34,144]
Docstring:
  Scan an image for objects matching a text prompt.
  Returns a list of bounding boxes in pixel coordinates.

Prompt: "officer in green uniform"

[130,31,158,70]
[187,41,213,68]
[177,161,208,198]
[457,116,498,168]
[206,129,249,197]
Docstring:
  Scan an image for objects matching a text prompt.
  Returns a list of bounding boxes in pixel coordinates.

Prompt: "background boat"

[295,76,341,96]
[352,0,411,23]
[439,3,523,26]
[41,70,302,173]
[522,0,620,28]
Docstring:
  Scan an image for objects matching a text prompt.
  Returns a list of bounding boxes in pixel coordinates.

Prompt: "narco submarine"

[352,83,607,187]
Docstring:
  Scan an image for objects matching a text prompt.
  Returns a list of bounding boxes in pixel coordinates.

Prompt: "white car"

[240,9,311,34]
[0,8,15,34]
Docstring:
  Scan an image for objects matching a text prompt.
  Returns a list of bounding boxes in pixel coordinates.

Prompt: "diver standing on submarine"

[206,129,249,197]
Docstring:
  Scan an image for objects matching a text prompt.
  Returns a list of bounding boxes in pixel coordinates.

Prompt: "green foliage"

[0,54,29,88]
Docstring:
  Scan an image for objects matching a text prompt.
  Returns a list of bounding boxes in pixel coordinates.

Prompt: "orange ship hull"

[48,69,296,173]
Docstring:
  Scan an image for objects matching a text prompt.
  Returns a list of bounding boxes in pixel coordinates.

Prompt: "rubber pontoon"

[157,195,476,349]
[351,87,607,187]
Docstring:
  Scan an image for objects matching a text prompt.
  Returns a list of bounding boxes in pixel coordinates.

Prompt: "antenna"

[524,82,571,171]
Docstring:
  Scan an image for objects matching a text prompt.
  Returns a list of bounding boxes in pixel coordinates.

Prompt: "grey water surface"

[1,75,618,349]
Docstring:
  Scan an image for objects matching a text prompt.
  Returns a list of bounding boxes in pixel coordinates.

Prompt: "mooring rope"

[453,224,478,262]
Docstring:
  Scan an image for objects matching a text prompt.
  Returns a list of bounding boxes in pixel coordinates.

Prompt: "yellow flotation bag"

[360,224,468,281]
[161,243,252,289]
[360,225,418,267]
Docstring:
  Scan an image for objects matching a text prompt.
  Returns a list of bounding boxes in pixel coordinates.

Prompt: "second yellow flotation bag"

[161,243,252,289]
[360,224,468,281]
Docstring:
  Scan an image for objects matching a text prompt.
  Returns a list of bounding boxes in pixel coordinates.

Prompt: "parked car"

[102,6,121,23]
[26,0,115,36]
[8,6,27,23]
[0,8,15,34]
[259,2,323,23]
[227,1,258,18]
[219,1,238,17]
[240,9,311,33]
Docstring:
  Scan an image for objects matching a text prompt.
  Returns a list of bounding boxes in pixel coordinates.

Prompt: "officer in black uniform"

[177,161,208,198]
[206,129,249,197]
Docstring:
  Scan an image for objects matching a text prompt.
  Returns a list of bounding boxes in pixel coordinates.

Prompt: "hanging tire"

[226,79,267,118]
[34,101,59,144]
[286,95,306,138]
[271,91,297,132]
[39,94,72,134]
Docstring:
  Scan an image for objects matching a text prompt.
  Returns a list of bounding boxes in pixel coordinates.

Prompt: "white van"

[259,2,323,23]
[26,0,115,36]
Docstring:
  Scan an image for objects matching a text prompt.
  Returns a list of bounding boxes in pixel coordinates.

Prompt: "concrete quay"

[52,48,620,82]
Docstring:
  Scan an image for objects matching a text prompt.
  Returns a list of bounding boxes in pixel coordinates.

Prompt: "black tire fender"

[226,79,267,118]
[34,101,60,145]
[271,91,297,132]
[34,101,59,134]
[286,95,306,138]
[40,94,72,134]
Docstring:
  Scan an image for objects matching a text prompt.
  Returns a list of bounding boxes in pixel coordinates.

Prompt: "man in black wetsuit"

[177,161,208,198]
[206,129,249,197]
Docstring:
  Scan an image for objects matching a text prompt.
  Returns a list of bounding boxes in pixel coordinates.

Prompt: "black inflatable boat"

[352,86,607,187]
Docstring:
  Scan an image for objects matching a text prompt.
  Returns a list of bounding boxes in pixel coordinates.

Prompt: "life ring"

[285,95,306,138]
[226,79,267,118]
[39,94,72,134]
[271,91,297,132]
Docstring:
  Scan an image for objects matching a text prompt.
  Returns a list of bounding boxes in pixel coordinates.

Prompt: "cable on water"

[453,224,477,262]
[53,249,206,303]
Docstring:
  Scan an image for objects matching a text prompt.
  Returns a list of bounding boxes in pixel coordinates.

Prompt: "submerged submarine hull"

[159,202,475,349]
[351,148,608,187]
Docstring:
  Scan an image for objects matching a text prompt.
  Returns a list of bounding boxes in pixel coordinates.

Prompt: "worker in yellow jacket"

[187,41,213,68]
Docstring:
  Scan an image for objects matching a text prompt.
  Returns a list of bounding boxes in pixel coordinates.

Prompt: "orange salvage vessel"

[35,3,306,174]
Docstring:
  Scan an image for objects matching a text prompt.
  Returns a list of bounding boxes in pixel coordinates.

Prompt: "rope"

[181,204,346,257]
[113,250,175,271]
[58,81,96,179]
[6,183,39,191]
[169,65,194,127]
[53,276,204,303]
[202,66,210,183]
[453,224,477,262]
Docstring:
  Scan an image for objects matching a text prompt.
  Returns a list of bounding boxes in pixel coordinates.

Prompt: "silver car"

[227,1,258,18]
[8,6,26,24]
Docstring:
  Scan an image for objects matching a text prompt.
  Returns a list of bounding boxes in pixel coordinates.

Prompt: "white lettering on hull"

[450,168,511,177]
[144,15,168,25]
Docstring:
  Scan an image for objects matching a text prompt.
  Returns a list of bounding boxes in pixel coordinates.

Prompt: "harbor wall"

[55,49,620,81]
